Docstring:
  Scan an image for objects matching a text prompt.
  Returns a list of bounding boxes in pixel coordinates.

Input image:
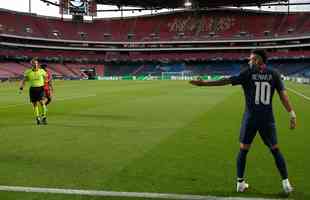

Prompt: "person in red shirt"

[40,64,53,105]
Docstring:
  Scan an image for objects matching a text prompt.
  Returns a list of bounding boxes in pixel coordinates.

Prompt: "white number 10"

[255,82,271,105]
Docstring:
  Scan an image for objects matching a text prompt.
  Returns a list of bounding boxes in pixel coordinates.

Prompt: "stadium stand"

[2,59,309,80]
[1,8,310,80]
[1,8,310,41]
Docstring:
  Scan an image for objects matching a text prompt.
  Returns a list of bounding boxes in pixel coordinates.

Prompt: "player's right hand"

[290,117,296,130]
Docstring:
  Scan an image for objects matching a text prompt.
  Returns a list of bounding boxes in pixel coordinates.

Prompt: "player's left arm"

[275,71,296,129]
[278,90,296,130]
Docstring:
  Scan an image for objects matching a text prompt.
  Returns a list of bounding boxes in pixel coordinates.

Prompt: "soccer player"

[40,64,53,106]
[190,50,296,194]
[19,57,48,125]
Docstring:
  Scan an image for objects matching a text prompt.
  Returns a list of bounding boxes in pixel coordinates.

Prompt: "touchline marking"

[0,94,97,109]
[0,185,290,200]
[287,87,310,101]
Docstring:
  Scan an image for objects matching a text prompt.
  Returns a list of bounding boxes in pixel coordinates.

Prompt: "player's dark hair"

[251,49,267,63]
[41,64,47,70]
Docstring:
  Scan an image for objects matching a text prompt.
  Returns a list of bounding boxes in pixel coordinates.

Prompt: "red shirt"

[44,70,52,90]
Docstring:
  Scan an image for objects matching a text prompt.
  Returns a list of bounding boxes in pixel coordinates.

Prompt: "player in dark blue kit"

[190,50,296,194]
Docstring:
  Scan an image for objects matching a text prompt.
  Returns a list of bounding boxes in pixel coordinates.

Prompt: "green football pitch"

[0,80,309,200]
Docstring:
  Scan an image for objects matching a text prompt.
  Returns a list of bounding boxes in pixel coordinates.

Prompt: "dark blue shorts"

[240,116,278,147]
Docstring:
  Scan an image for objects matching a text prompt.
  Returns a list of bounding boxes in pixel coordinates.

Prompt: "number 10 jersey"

[230,67,285,122]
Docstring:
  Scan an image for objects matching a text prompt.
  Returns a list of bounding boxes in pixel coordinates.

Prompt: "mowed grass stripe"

[0,81,309,200]
[286,81,310,97]
[101,89,243,195]
[287,87,310,101]
[0,81,235,189]
[102,83,310,199]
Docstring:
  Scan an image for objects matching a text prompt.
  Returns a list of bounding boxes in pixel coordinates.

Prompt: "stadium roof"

[95,0,286,9]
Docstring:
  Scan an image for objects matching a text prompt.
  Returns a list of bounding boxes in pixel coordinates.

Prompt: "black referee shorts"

[29,86,45,103]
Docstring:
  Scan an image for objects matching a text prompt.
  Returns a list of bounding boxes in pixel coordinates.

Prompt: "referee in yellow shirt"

[19,57,48,125]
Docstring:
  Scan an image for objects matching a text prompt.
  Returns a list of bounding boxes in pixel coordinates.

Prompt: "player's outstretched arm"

[279,90,297,129]
[189,78,232,86]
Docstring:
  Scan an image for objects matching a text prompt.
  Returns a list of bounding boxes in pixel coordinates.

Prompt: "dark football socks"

[237,149,249,179]
[270,148,288,180]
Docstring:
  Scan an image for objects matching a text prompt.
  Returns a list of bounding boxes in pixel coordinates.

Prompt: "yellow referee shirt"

[24,68,47,87]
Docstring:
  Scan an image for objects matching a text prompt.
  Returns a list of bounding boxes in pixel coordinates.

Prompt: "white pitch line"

[287,87,310,101]
[0,185,290,200]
